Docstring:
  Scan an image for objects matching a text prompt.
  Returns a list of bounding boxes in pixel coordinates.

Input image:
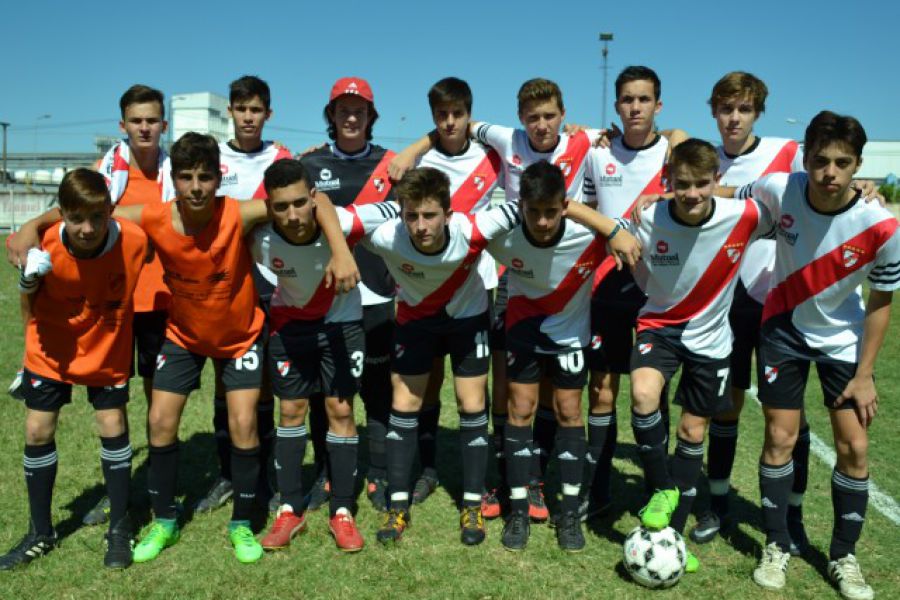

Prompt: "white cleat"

[828,554,874,600]
[753,542,790,590]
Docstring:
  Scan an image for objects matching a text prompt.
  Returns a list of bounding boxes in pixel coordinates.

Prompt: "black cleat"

[194,476,233,514]
[366,478,388,512]
[787,516,810,556]
[690,511,722,544]
[0,525,58,570]
[104,515,134,569]
[501,510,530,551]
[306,475,331,512]
[83,496,111,526]
[411,473,439,505]
[555,511,586,552]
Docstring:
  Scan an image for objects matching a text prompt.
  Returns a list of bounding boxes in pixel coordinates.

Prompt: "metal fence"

[0,191,57,231]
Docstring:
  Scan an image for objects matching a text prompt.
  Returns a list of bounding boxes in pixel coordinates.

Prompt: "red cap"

[329,77,375,104]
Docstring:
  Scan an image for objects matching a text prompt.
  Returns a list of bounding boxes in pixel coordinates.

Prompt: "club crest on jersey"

[30,377,42,388]
[395,344,405,358]
[638,343,653,355]
[650,240,679,266]
[507,352,516,366]
[842,244,864,269]
[556,156,573,177]
[590,335,603,350]
[373,178,386,193]
[474,175,485,191]
[511,154,522,166]
[724,242,745,264]
[277,360,291,377]
[778,214,798,245]
[764,365,778,383]
[156,354,167,371]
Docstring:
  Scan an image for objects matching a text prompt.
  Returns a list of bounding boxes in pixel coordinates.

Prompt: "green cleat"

[229,522,263,564]
[133,519,179,563]
[685,551,700,573]
[639,489,679,530]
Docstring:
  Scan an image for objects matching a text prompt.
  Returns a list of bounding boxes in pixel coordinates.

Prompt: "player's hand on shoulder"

[324,250,361,295]
[6,226,41,269]
[853,180,885,206]
[388,149,417,182]
[834,373,878,428]
[296,143,327,158]
[631,194,667,225]
[590,123,622,149]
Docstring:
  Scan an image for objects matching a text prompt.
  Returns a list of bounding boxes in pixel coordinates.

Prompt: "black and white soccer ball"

[622,526,687,589]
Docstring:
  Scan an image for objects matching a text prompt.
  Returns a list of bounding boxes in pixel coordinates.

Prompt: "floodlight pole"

[0,122,8,185]
[599,32,614,128]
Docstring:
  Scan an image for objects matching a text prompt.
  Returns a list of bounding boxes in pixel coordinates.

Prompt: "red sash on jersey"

[555,132,592,191]
[592,167,666,290]
[396,217,488,325]
[251,147,294,200]
[451,150,502,213]
[353,151,397,205]
[760,140,800,177]
[762,218,898,323]
[638,201,760,332]
[506,237,606,330]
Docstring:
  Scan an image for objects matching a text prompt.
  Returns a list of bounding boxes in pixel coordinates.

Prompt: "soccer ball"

[622,526,687,589]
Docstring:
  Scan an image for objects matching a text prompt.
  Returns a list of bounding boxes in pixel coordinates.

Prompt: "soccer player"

[0,169,148,570]
[195,75,293,515]
[391,77,603,521]
[407,77,504,509]
[253,160,397,552]
[730,112,898,600]
[580,66,687,520]
[690,72,809,548]
[621,139,774,574]
[300,77,397,512]
[486,161,640,552]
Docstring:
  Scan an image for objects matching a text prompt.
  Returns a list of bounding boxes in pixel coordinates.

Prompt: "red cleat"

[261,506,306,550]
[482,489,501,520]
[329,509,364,552]
[527,484,549,522]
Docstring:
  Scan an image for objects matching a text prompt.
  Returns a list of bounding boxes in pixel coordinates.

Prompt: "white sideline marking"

[748,386,900,527]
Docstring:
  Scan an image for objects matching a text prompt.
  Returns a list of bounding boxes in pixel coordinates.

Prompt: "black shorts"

[363,301,395,371]
[506,347,588,390]
[153,337,264,395]
[630,332,732,417]
[269,320,365,399]
[588,269,646,374]
[22,369,129,412]
[756,341,858,411]
[392,312,490,377]
[490,273,508,352]
[728,281,763,390]
[133,310,168,379]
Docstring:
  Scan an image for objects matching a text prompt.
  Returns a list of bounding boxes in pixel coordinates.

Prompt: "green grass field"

[0,237,898,599]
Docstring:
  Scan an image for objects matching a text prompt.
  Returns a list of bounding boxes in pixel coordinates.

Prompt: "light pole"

[599,33,614,128]
[33,114,51,154]
[0,121,9,185]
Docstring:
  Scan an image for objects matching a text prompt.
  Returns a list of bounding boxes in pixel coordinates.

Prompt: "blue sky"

[2,0,897,153]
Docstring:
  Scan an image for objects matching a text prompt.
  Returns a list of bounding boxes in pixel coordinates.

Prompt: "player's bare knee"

[280,400,307,424]
[94,408,127,438]
[631,386,660,415]
[25,417,56,445]
[836,436,868,474]
[764,422,798,461]
[676,419,705,445]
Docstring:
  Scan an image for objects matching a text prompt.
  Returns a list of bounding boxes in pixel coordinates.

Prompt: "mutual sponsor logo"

[511,154,522,166]
[764,365,778,383]
[399,263,425,279]
[512,258,524,269]
[315,177,341,191]
[277,360,291,377]
[272,257,284,269]
[842,244,864,268]
[509,257,534,278]
[781,214,794,229]
[778,214,798,245]
[724,242,745,264]
[639,343,653,355]
[401,263,415,273]
[220,165,229,175]
[156,354,167,371]
[605,163,617,176]
[220,172,239,186]
[590,335,603,350]
[319,168,332,181]
[650,239,679,266]
[598,161,623,186]
[657,240,669,254]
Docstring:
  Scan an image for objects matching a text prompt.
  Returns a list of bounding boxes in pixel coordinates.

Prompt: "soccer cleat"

[0,525,57,570]
[8,369,24,401]
[376,509,410,544]
[459,506,485,546]
[787,515,810,556]
[229,522,263,564]
[261,506,306,550]
[576,494,611,523]
[104,515,134,569]
[267,492,281,514]
[526,484,549,522]
[194,476,233,514]
[685,551,700,573]
[501,510,530,551]
[555,511,586,552]
[411,473,439,505]
[689,511,721,544]
[828,554,874,600]
[133,519,179,563]
[639,488,679,530]
[83,496,111,526]
[481,489,501,520]
[329,508,364,552]
[306,475,331,512]
[366,478,388,512]
[753,542,790,590]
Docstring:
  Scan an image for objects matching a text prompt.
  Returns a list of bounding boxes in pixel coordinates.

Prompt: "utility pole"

[599,32,614,128]
[0,122,8,185]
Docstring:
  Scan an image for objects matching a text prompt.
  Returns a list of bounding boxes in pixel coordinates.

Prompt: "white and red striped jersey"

[625,199,773,359]
[719,137,804,303]
[488,219,607,352]
[362,202,519,325]
[583,135,670,291]
[739,172,900,362]
[473,123,599,203]
[250,202,399,330]
[217,141,293,200]
[417,141,505,289]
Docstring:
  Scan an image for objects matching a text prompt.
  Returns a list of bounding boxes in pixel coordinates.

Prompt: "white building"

[170,92,230,144]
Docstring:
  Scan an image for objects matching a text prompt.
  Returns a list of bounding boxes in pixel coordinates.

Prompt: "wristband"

[607,223,621,241]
